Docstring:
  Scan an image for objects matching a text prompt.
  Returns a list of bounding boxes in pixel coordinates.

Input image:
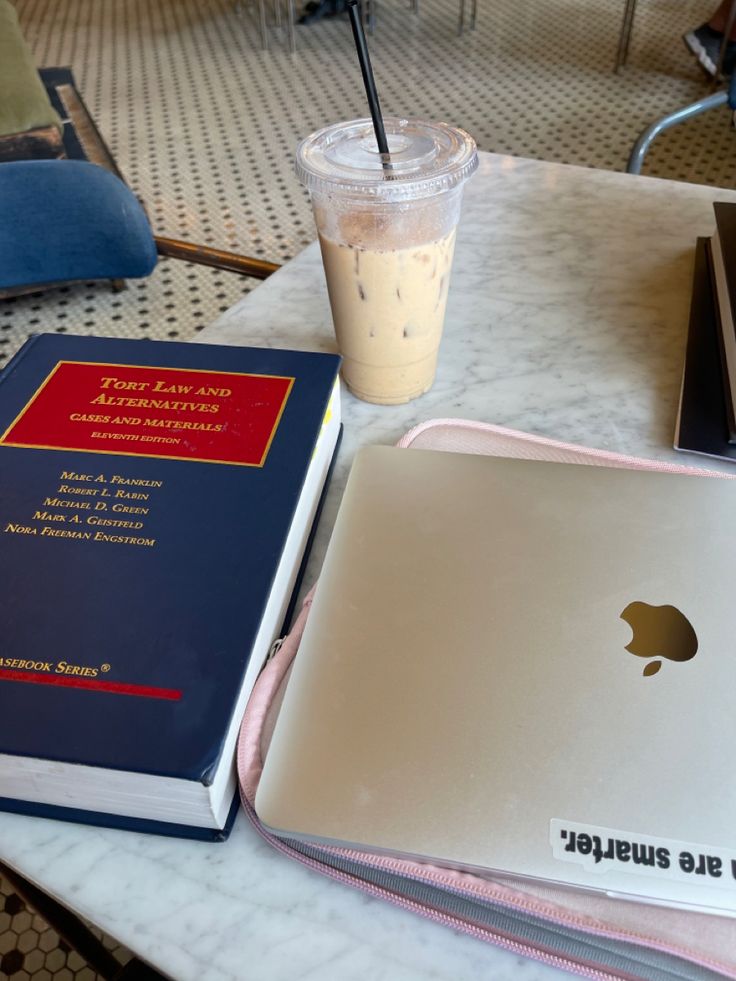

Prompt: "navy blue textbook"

[0,333,341,840]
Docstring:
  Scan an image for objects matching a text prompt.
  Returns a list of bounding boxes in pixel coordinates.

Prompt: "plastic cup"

[296,118,478,405]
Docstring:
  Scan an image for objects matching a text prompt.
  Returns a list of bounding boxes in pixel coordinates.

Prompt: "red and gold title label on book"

[0,361,294,466]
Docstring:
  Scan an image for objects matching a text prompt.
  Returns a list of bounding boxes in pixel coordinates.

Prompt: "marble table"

[2,152,736,981]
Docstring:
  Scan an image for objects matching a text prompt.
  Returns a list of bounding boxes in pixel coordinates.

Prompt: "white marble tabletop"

[2,151,736,981]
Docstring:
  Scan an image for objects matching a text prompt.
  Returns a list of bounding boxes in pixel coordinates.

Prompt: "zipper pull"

[264,637,284,664]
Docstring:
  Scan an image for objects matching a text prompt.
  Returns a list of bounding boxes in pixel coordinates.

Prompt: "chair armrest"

[155,237,280,279]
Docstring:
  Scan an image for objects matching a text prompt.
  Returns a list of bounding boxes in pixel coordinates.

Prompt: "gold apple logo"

[620,601,698,677]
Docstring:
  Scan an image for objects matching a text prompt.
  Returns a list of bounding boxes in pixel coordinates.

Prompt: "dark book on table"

[674,237,736,462]
[0,333,341,840]
[708,201,736,442]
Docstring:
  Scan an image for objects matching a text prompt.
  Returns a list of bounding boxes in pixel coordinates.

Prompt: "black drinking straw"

[346,0,391,167]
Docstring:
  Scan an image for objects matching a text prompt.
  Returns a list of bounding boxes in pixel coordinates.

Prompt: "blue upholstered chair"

[0,160,157,290]
[0,159,278,294]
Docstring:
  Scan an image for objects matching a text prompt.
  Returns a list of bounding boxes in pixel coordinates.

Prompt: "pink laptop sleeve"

[237,418,736,981]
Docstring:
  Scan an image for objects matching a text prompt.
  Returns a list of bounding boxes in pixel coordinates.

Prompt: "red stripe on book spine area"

[0,669,182,701]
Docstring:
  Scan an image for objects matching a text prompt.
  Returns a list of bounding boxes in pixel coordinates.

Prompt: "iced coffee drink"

[296,118,478,404]
[318,228,456,403]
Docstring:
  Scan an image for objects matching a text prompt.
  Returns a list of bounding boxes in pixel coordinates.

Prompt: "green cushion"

[0,0,61,137]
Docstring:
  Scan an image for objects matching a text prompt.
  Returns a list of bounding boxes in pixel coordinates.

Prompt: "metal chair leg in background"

[236,0,298,53]
[626,91,728,174]
[286,0,296,53]
[458,0,476,35]
[258,0,269,48]
[615,0,638,72]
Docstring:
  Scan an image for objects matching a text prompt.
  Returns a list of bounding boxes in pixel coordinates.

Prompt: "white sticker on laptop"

[551,819,736,891]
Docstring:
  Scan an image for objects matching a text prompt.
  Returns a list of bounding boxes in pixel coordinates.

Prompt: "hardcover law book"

[674,237,736,462]
[707,201,736,442]
[0,333,341,840]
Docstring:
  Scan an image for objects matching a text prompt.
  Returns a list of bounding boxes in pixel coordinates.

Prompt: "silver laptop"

[256,445,736,917]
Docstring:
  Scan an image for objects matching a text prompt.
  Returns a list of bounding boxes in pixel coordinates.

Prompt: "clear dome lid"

[296,117,478,202]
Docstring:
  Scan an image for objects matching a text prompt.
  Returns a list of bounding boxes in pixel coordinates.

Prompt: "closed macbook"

[256,445,736,917]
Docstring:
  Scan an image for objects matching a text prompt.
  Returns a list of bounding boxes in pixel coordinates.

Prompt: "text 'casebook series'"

[0,333,341,840]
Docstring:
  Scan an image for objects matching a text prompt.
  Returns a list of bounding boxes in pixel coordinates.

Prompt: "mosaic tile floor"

[2,0,735,975]
[0,873,132,980]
